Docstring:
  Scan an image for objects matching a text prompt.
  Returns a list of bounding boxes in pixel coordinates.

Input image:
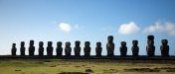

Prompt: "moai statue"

[47,41,53,56]
[131,40,139,57]
[120,41,127,57]
[20,41,25,56]
[56,41,63,56]
[29,40,35,56]
[74,41,81,57]
[106,36,115,57]
[11,43,17,56]
[65,42,72,57]
[146,35,155,57]
[84,41,91,57]
[160,39,169,57]
[96,42,102,57]
[38,41,44,56]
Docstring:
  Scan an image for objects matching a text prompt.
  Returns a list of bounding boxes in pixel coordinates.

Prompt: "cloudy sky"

[0,0,175,56]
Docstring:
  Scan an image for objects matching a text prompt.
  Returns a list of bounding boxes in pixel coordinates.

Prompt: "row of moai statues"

[11,35,170,57]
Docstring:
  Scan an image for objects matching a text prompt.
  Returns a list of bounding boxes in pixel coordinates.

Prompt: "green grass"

[0,59,175,74]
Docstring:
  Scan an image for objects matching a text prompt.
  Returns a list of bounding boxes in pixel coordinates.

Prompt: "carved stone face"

[12,43,16,47]
[66,42,71,47]
[48,42,52,46]
[57,42,62,47]
[96,42,101,47]
[39,42,43,47]
[75,41,80,46]
[121,41,126,46]
[148,35,154,40]
[162,39,168,45]
[108,36,113,43]
[85,41,90,47]
[21,42,25,47]
[30,40,34,46]
[132,40,138,46]
[148,40,153,46]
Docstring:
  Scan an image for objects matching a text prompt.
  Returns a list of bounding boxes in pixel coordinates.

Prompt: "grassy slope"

[0,59,175,74]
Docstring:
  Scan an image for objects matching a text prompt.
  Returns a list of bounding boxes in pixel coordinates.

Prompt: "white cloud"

[118,22,140,35]
[58,22,80,33]
[144,21,175,36]
[58,22,72,32]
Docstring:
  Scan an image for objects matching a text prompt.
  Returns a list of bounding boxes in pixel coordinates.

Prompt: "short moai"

[47,41,53,56]
[38,41,44,56]
[120,41,127,57]
[29,40,35,56]
[160,39,169,57]
[20,41,25,56]
[74,41,81,57]
[106,36,115,57]
[146,35,155,57]
[65,42,72,57]
[11,43,17,56]
[84,41,91,57]
[96,42,102,57]
[131,40,139,57]
[56,41,63,56]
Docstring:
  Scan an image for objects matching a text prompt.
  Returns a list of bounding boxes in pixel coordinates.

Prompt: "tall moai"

[11,43,17,56]
[20,41,25,56]
[131,40,139,57]
[38,41,44,56]
[96,42,102,57]
[56,41,63,56]
[47,41,53,56]
[146,35,155,57]
[84,41,91,57]
[65,42,72,57]
[120,41,127,57]
[29,40,35,56]
[106,36,115,57]
[160,39,169,57]
[74,41,81,57]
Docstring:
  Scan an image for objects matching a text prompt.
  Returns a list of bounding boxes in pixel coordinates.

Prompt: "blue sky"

[0,0,175,55]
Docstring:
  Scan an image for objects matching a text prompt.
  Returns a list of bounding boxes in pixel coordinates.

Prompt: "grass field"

[0,59,175,74]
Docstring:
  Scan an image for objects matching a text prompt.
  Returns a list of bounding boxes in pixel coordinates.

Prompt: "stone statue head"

[96,42,101,47]
[162,39,168,45]
[66,42,71,47]
[108,35,113,43]
[21,41,25,47]
[29,40,34,46]
[85,41,90,47]
[39,41,43,47]
[48,41,52,47]
[121,41,126,46]
[132,40,138,46]
[75,41,80,47]
[57,41,62,47]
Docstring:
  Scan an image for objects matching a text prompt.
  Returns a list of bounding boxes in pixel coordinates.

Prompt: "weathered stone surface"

[11,43,17,56]
[47,41,53,56]
[65,42,72,57]
[74,41,81,57]
[131,40,139,57]
[146,35,155,57]
[120,41,127,57]
[20,41,25,56]
[56,41,63,56]
[38,41,44,56]
[96,42,102,57]
[29,40,35,56]
[106,35,114,57]
[160,39,169,57]
[84,41,91,57]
